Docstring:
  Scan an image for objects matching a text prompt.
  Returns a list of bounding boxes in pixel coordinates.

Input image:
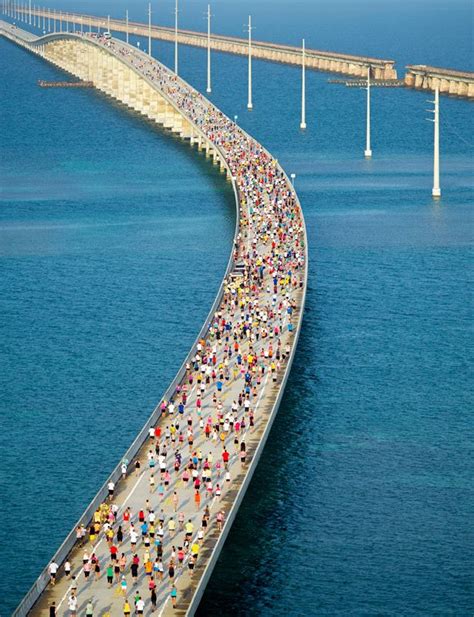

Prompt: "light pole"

[148,2,152,57]
[107,14,110,34]
[246,15,253,110]
[206,4,211,93]
[126,9,129,44]
[234,114,238,124]
[290,173,296,187]
[364,65,372,158]
[428,87,441,198]
[174,0,179,74]
[300,38,307,130]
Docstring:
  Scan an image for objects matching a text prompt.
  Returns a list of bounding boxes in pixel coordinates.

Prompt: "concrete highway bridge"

[7,4,474,98]
[1,18,308,617]
[10,3,397,80]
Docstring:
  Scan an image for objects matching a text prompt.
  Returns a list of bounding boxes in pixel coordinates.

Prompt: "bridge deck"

[1,21,308,617]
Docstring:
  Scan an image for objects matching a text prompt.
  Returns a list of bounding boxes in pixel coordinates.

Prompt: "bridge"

[10,4,397,80]
[405,65,474,98]
[1,19,308,617]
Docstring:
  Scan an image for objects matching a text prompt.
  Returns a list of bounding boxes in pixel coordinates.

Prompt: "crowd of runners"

[41,32,306,616]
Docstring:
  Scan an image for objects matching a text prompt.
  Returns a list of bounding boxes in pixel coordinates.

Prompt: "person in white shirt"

[107,480,115,499]
[48,561,58,585]
[68,593,78,616]
[136,597,145,614]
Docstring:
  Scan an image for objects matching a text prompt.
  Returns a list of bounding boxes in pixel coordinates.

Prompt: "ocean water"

[1,1,473,615]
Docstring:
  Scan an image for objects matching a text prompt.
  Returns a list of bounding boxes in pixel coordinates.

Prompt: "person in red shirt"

[222,448,230,469]
[110,544,118,561]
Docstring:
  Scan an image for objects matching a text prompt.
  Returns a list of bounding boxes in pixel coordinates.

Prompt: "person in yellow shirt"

[144,559,153,577]
[123,599,131,616]
[168,517,176,537]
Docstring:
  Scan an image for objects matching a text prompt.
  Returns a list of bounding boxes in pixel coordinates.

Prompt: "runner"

[48,561,58,586]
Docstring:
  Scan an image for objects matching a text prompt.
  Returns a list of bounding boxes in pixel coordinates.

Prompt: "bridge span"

[405,65,474,99]
[11,4,397,80]
[1,19,308,617]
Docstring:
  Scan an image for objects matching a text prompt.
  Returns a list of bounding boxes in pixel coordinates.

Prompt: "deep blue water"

[1,1,473,615]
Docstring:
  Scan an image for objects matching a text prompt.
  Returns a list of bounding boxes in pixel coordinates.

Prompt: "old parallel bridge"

[13,4,397,79]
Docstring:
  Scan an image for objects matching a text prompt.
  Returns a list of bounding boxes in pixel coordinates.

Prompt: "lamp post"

[364,65,372,158]
[126,9,129,44]
[206,4,211,93]
[290,173,296,187]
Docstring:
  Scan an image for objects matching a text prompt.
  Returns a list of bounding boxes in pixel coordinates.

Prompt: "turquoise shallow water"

[1,1,473,615]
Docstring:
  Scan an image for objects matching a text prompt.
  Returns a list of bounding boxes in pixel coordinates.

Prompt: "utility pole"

[246,15,253,110]
[300,38,307,130]
[429,87,441,198]
[148,2,152,56]
[206,4,212,93]
[174,0,179,74]
[364,65,372,158]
